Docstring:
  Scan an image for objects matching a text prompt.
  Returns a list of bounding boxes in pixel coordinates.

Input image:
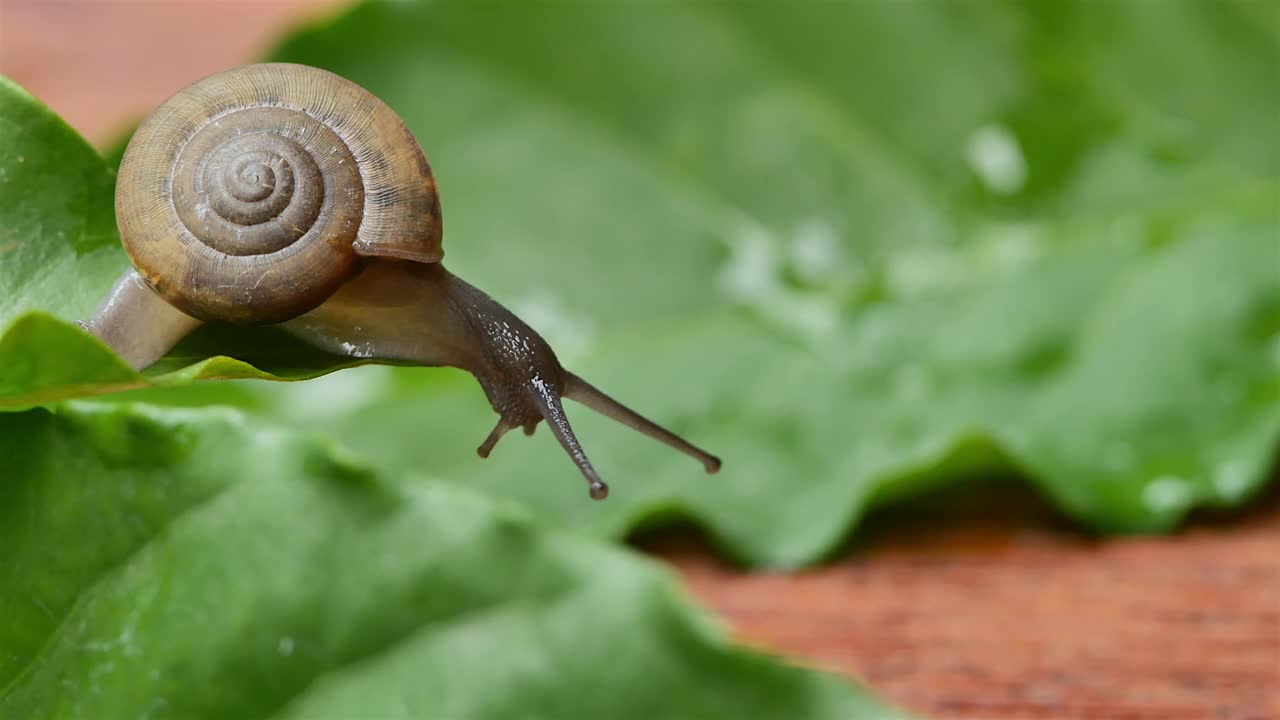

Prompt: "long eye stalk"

[564,373,722,475]
[527,378,610,500]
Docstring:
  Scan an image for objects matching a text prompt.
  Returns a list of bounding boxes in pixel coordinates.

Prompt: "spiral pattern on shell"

[115,63,443,325]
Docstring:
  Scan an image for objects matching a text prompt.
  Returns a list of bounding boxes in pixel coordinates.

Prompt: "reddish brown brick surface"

[639,479,1280,719]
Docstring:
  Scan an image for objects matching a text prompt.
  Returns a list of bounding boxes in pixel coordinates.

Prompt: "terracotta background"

[2,1,1277,717]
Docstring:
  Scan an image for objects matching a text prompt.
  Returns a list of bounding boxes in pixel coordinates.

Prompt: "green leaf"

[3,0,1280,566]
[0,77,118,326]
[0,403,908,719]
[0,311,379,411]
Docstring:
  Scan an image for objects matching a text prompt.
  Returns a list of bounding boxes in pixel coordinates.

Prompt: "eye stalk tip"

[703,456,723,474]
[589,481,609,501]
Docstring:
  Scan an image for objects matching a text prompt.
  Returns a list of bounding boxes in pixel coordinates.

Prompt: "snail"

[83,63,721,500]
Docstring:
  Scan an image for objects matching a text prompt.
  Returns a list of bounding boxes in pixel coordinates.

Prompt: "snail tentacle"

[526,376,609,500]
[477,418,515,459]
[564,373,722,474]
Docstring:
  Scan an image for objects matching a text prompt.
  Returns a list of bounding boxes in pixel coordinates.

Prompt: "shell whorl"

[115,63,443,325]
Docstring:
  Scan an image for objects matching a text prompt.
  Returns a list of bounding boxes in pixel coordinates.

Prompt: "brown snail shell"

[115,63,442,324]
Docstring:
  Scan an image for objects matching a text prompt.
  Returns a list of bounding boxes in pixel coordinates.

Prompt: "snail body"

[86,63,720,499]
